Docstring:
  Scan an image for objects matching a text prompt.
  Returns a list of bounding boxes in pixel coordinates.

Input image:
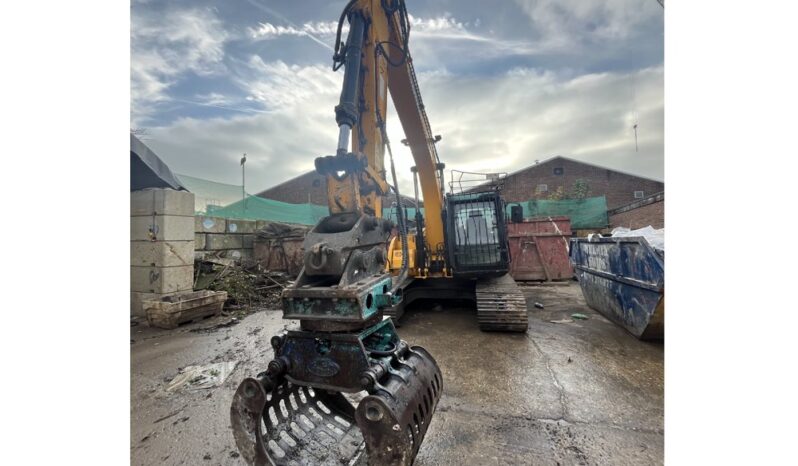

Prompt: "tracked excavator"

[230,0,529,464]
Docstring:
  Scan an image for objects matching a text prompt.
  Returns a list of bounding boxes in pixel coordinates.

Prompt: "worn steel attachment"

[230,331,442,465]
[231,212,442,465]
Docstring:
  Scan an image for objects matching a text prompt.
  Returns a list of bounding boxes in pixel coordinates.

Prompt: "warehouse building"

[500,156,664,210]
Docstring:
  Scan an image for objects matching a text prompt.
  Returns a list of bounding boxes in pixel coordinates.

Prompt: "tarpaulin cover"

[611,226,665,252]
[510,196,608,229]
[130,134,187,192]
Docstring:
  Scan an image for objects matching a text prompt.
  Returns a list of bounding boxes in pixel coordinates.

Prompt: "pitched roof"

[255,171,320,197]
[509,155,664,184]
[256,170,420,207]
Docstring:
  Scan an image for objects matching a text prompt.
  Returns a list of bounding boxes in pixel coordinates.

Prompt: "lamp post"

[240,153,247,203]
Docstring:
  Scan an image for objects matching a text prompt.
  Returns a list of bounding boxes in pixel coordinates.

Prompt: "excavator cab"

[445,191,510,278]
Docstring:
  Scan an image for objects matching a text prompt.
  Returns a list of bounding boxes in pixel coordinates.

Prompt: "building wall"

[608,192,665,229]
[501,157,664,210]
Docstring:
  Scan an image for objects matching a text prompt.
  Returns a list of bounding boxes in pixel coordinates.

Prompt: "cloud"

[133,1,662,202]
[249,20,341,40]
[411,65,664,181]
[145,62,662,200]
[247,13,541,59]
[512,0,662,49]
[240,57,342,109]
[131,6,229,124]
[143,61,345,191]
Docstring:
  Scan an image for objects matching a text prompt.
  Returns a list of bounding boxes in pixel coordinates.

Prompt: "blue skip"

[569,236,664,340]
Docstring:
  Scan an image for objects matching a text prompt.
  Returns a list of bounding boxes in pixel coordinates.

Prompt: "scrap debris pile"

[193,258,291,311]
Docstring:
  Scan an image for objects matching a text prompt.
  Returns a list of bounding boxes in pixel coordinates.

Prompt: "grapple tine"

[356,346,442,465]
[230,378,273,466]
[231,344,442,466]
[231,377,366,466]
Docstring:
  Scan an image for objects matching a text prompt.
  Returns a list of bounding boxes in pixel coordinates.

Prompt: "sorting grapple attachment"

[231,379,363,465]
[231,345,441,466]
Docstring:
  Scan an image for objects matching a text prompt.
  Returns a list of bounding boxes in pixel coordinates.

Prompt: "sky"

[131,0,664,197]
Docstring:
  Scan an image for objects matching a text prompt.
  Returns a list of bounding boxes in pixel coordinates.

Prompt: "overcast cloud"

[132,0,664,195]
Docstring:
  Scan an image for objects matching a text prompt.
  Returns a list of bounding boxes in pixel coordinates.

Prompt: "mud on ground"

[130,282,663,465]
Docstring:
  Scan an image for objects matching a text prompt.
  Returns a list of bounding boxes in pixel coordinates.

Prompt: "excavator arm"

[315,0,447,274]
[231,2,443,465]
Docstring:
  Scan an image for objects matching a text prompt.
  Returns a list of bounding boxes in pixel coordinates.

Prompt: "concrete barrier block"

[194,233,206,250]
[131,265,194,294]
[131,215,194,241]
[132,291,158,317]
[205,234,243,250]
[131,189,194,217]
[226,219,256,234]
[131,240,194,267]
[241,234,255,249]
[195,216,226,233]
[131,290,191,317]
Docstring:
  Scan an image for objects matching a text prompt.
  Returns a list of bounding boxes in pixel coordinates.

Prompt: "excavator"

[231,1,529,464]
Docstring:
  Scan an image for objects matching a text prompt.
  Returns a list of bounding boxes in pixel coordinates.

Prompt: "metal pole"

[241,153,247,202]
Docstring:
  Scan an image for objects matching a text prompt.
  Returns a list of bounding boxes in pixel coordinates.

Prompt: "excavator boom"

[231,1,443,465]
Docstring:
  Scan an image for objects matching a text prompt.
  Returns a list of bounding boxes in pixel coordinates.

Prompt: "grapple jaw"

[230,345,441,466]
[355,346,442,464]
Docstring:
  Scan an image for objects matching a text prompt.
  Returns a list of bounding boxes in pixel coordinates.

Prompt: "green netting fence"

[208,195,329,225]
[506,196,608,229]
[382,207,423,224]
[175,173,250,214]
[196,190,607,229]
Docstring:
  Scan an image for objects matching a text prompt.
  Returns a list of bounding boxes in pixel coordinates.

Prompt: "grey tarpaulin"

[130,133,187,192]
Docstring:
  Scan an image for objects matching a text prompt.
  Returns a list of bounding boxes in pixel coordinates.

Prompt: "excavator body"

[231,1,527,464]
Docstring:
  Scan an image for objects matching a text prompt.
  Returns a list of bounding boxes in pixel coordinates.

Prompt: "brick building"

[499,156,664,210]
[608,192,664,229]
[256,171,418,208]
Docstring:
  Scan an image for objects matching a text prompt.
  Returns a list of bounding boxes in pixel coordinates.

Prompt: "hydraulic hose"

[386,135,409,295]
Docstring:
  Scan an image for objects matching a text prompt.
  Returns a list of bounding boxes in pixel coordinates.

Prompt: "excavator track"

[476,273,529,332]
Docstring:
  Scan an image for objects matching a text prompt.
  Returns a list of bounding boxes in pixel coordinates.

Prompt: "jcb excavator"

[231,1,528,464]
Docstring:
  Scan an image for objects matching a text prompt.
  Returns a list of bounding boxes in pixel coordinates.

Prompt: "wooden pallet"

[144,290,227,329]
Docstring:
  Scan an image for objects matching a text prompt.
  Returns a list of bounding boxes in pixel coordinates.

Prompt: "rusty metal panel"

[253,237,305,276]
[507,216,573,281]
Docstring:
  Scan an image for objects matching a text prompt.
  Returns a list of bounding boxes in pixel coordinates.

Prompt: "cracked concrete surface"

[131,282,663,465]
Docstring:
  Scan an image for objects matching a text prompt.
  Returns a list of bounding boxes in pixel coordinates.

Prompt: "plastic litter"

[167,361,238,392]
[610,225,664,251]
[550,319,574,324]
[570,313,589,320]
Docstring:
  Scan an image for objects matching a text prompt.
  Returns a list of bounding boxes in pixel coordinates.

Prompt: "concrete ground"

[131,282,663,465]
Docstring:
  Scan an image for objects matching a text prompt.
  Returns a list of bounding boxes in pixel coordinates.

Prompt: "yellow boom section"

[386,13,446,258]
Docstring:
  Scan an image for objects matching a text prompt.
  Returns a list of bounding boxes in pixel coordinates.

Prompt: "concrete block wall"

[195,216,256,262]
[131,189,195,317]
